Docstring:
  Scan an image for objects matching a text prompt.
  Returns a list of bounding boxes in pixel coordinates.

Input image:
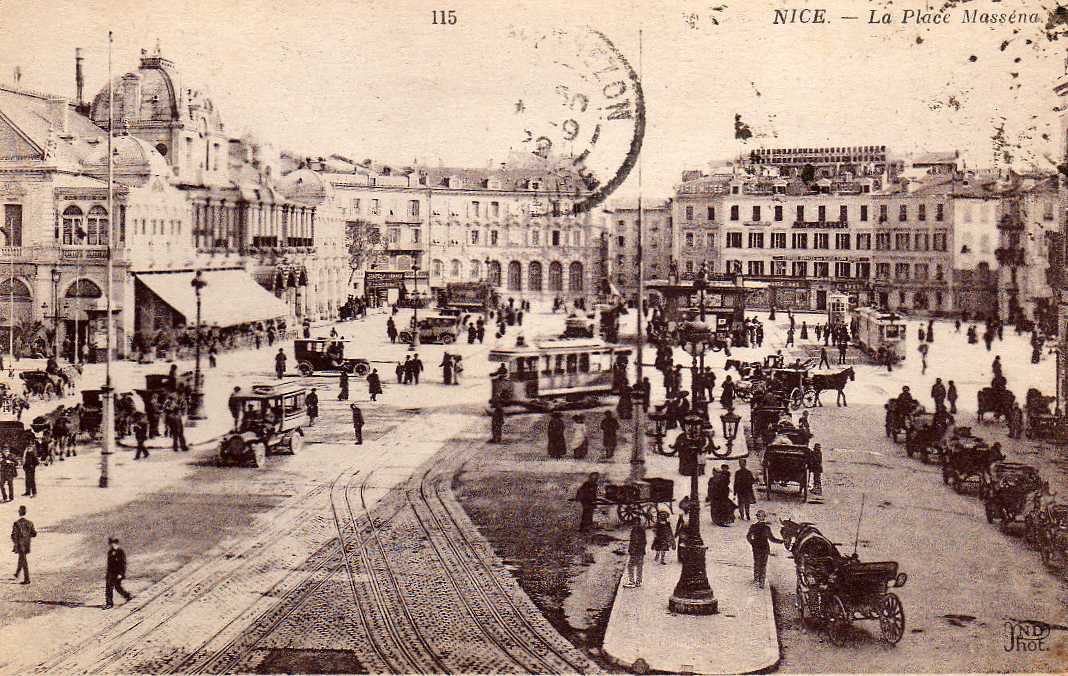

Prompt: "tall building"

[1054,71,1068,410]
[740,145,895,185]
[602,199,672,301]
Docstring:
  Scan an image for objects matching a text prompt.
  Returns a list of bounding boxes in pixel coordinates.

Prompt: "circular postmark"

[507,25,645,214]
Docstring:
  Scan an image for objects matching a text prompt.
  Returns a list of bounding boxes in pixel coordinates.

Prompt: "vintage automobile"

[762,438,810,501]
[977,386,1015,424]
[397,314,462,345]
[217,382,308,468]
[905,410,955,464]
[293,338,370,377]
[983,462,1043,532]
[1024,496,1068,571]
[1025,388,1067,442]
[941,427,994,494]
[790,526,908,646]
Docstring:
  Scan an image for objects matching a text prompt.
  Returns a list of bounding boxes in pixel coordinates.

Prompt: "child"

[651,511,675,564]
[624,518,646,588]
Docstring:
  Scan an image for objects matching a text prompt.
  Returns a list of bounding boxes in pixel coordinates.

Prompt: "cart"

[597,478,675,525]
[884,397,921,443]
[983,462,1043,532]
[763,439,810,501]
[20,371,61,400]
[1025,389,1067,442]
[1024,499,1068,572]
[767,367,817,410]
[941,428,993,494]
[80,389,104,439]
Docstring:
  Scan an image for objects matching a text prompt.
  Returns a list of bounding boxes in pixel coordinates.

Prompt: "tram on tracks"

[488,336,631,411]
[853,307,907,362]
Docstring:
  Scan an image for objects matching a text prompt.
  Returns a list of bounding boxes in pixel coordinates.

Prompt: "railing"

[0,247,22,258]
[793,220,848,229]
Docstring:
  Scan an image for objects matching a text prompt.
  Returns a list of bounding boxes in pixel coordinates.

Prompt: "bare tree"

[346,219,386,286]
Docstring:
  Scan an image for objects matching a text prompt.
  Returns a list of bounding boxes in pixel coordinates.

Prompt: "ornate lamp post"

[189,270,207,422]
[690,263,710,417]
[720,407,741,455]
[669,327,718,615]
[408,262,420,351]
[50,268,61,358]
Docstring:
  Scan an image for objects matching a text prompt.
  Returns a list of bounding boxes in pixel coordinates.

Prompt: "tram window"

[543,356,552,374]
[514,359,525,375]
[579,353,590,372]
[885,326,899,338]
[566,354,578,373]
[555,355,565,374]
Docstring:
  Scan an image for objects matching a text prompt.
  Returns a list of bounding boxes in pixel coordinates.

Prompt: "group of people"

[395,354,426,385]
[131,319,288,364]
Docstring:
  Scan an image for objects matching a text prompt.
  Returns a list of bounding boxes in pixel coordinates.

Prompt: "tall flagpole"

[99,30,115,488]
[631,29,646,466]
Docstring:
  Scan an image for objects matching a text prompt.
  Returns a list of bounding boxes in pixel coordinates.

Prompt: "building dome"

[79,135,172,185]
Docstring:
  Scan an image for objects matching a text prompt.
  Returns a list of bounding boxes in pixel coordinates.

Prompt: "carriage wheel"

[440,333,456,345]
[879,594,906,645]
[789,389,803,411]
[353,362,370,377]
[827,596,850,646]
[617,503,643,524]
[802,390,818,408]
[287,432,303,455]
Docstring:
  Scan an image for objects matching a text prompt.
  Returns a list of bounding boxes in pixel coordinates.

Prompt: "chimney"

[47,96,69,135]
[75,48,85,112]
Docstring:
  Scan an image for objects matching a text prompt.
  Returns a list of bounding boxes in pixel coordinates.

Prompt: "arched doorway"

[507,261,522,291]
[0,277,32,355]
[528,261,543,291]
[548,262,563,292]
[487,261,501,287]
[64,278,103,362]
[568,262,584,292]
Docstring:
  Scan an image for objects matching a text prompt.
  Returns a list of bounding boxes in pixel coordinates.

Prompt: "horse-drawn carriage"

[0,420,36,457]
[596,478,675,525]
[20,371,64,399]
[1025,388,1066,441]
[941,427,994,494]
[906,410,955,464]
[982,462,1043,532]
[884,396,921,443]
[1024,498,1068,571]
[790,526,908,646]
[217,382,308,467]
[762,437,810,501]
[977,386,1015,424]
[750,398,790,453]
[767,366,817,411]
[79,389,105,439]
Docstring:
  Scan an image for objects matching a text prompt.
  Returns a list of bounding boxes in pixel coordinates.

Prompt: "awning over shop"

[135,270,290,327]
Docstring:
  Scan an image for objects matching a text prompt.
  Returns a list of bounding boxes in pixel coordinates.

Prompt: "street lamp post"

[720,407,741,455]
[691,264,709,418]
[669,413,718,614]
[408,263,420,351]
[50,268,60,357]
[189,270,207,422]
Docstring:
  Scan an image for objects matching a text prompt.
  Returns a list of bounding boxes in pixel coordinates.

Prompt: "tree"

[345,219,386,285]
[800,163,816,184]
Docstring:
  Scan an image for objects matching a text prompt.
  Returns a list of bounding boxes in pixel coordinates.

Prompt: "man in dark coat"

[164,396,188,453]
[947,380,958,414]
[104,537,132,608]
[306,388,319,425]
[146,392,161,438]
[746,510,783,589]
[411,355,424,385]
[818,347,830,369]
[733,459,757,521]
[228,386,242,430]
[640,377,651,413]
[11,505,34,584]
[338,369,350,400]
[21,445,37,496]
[600,410,620,460]
[0,451,16,501]
[931,378,947,413]
[133,415,149,460]
[274,348,287,379]
[386,317,397,343]
[720,376,735,410]
[547,411,566,458]
[350,403,364,444]
[440,353,453,385]
[490,404,505,443]
[367,369,382,401]
[576,472,600,532]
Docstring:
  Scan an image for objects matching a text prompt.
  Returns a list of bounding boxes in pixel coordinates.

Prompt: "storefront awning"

[135,270,290,327]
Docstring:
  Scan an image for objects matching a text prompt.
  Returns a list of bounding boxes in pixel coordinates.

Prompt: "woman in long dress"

[570,414,589,459]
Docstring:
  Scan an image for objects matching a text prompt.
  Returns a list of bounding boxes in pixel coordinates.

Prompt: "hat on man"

[108,537,119,544]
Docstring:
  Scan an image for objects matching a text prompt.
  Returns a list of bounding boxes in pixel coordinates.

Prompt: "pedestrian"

[746,510,783,589]
[617,386,633,421]
[600,410,619,460]
[623,518,646,587]
[992,355,1003,380]
[386,317,397,344]
[815,324,823,342]
[927,319,934,343]
[918,342,929,375]
[0,451,16,502]
[306,388,319,425]
[547,411,566,458]
[997,322,1004,341]
[452,355,463,385]
[103,537,133,609]
[440,352,453,385]
[947,380,958,414]
[350,403,364,444]
[800,321,808,341]
[931,378,946,412]
[955,319,961,333]
[338,368,350,400]
[720,375,735,410]
[167,397,188,453]
[785,327,795,347]
[412,354,424,385]
[133,415,149,460]
[983,330,993,352]
[266,326,275,346]
[755,325,764,347]
[21,444,37,496]
[395,360,404,384]
[918,327,926,342]
[798,410,811,437]
[490,404,505,443]
[11,505,35,584]
[274,348,287,379]
[733,459,757,521]
[818,347,829,369]
[837,340,847,365]
[807,443,823,490]
[366,369,382,401]
[228,386,242,430]
[575,472,599,532]
[651,511,675,564]
[703,367,716,403]
[253,330,262,350]
[570,414,589,459]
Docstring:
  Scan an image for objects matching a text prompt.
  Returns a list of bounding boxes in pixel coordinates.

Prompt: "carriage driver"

[895,386,918,415]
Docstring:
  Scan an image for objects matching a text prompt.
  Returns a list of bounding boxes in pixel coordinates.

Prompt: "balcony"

[995,247,1025,266]
[793,220,848,230]
[744,221,771,227]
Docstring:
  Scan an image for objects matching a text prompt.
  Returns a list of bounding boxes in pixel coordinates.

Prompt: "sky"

[0,0,1065,199]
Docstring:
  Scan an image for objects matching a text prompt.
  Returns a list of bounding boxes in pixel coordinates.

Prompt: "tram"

[827,292,849,329]
[853,306,908,362]
[488,336,631,411]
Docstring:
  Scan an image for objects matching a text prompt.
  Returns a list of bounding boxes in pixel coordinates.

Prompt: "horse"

[809,367,855,407]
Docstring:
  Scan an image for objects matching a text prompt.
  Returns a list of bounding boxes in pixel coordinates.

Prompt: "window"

[617,235,625,247]
[876,262,891,279]
[726,232,742,248]
[792,261,808,277]
[685,206,694,220]
[835,261,851,278]
[792,233,808,249]
[707,206,715,220]
[918,203,926,221]
[875,233,890,250]
[771,260,786,276]
[552,230,560,246]
[370,199,380,215]
[451,259,462,277]
[771,232,786,248]
[752,206,761,222]
[856,261,871,278]
[490,201,500,218]
[914,233,928,251]
[470,230,479,245]
[387,227,400,244]
[895,233,910,250]
[774,205,783,222]
[813,262,829,278]
[835,233,850,250]
[933,232,946,251]
[895,262,910,280]
[351,198,361,214]
[86,206,108,245]
[748,232,764,248]
[747,260,765,276]
[490,230,499,246]
[898,204,907,221]
[408,200,420,217]
[879,204,888,222]
[796,205,804,222]
[411,228,421,244]
[725,260,742,273]
[730,205,739,221]
[818,205,826,222]
[61,205,83,245]
[470,201,480,218]
[528,261,542,290]
[814,232,829,249]
[935,264,944,281]
[936,203,944,221]
[860,205,868,222]
[707,233,716,250]
[686,232,695,248]
[839,205,848,223]
[914,263,929,280]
